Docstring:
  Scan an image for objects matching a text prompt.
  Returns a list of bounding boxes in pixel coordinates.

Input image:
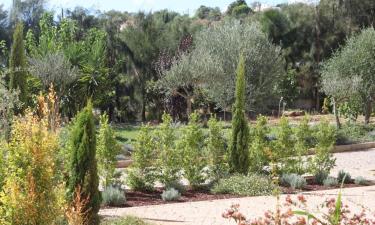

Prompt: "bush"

[323,177,338,187]
[161,188,181,201]
[102,186,126,207]
[127,168,155,192]
[248,115,271,173]
[178,112,206,188]
[97,113,121,187]
[211,174,275,196]
[354,176,367,185]
[280,174,306,189]
[206,116,228,181]
[337,170,352,184]
[101,216,152,225]
[156,113,181,187]
[314,170,329,185]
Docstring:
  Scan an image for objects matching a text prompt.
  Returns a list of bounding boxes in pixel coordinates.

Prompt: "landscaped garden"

[1,0,375,224]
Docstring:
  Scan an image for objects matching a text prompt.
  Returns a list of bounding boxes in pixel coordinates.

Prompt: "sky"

[0,0,315,14]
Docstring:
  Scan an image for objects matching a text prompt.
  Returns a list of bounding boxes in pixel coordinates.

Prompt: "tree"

[321,28,375,125]
[67,101,101,225]
[227,0,251,17]
[229,55,250,175]
[9,22,27,107]
[195,5,221,21]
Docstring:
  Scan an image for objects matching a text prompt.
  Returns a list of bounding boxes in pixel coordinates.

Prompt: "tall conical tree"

[67,101,101,225]
[9,22,27,107]
[229,55,250,174]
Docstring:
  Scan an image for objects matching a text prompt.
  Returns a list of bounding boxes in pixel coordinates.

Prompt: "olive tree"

[321,28,375,125]
[159,21,285,115]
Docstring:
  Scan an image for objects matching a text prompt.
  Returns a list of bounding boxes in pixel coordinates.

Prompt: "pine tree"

[9,22,27,107]
[67,101,101,225]
[229,55,250,174]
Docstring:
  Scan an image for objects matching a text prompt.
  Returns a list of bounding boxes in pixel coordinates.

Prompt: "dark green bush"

[314,170,329,185]
[337,170,352,184]
[211,174,275,196]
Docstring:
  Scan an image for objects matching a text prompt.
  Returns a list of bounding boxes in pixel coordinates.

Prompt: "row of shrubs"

[128,112,338,195]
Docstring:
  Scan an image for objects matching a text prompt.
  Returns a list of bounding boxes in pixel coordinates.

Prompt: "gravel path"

[100,149,375,225]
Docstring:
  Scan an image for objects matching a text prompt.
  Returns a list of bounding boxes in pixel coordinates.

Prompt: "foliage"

[97,113,121,187]
[272,116,295,174]
[101,186,126,207]
[128,124,157,191]
[0,110,60,225]
[205,116,228,181]
[211,174,275,196]
[323,177,338,187]
[178,112,206,188]
[309,119,336,176]
[9,22,28,106]
[161,188,181,201]
[66,186,91,225]
[354,176,367,185]
[280,173,306,189]
[67,101,101,225]
[337,170,352,184]
[336,123,375,145]
[314,170,329,185]
[229,55,250,175]
[155,113,181,187]
[248,115,270,173]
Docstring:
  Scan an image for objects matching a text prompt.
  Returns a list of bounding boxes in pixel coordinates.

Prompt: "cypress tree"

[229,55,250,174]
[67,101,101,225]
[9,22,27,106]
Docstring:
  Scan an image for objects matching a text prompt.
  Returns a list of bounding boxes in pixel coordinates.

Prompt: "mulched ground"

[124,188,240,207]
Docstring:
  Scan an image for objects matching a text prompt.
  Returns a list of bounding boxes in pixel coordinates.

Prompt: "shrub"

[211,174,275,196]
[102,186,126,207]
[67,101,101,225]
[156,113,181,187]
[354,176,367,185]
[314,170,329,185]
[97,113,121,187]
[248,115,270,173]
[161,188,181,201]
[129,124,157,191]
[272,116,295,174]
[280,174,306,189]
[229,55,250,175]
[309,119,336,176]
[101,216,152,225]
[337,170,352,184]
[0,111,60,225]
[206,116,228,181]
[178,112,206,188]
[323,177,338,187]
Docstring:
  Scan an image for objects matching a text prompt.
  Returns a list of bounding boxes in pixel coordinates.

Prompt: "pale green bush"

[102,186,126,207]
[161,188,181,201]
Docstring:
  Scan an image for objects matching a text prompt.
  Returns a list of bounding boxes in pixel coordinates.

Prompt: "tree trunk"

[186,97,192,117]
[332,98,341,129]
[364,101,372,125]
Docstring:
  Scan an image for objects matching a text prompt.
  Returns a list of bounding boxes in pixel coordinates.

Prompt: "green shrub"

[354,176,367,185]
[161,188,181,201]
[280,173,306,189]
[323,177,338,187]
[206,116,228,181]
[156,113,181,187]
[249,115,270,173]
[337,170,352,184]
[67,101,101,225]
[314,170,329,185]
[102,186,126,207]
[101,216,152,225]
[336,123,375,145]
[164,180,186,194]
[272,116,295,174]
[129,124,157,191]
[211,174,275,196]
[97,113,121,187]
[178,112,206,188]
[229,56,250,175]
[309,119,336,176]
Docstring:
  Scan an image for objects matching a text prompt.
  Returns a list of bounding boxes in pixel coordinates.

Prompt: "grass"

[101,216,152,225]
[114,125,142,145]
